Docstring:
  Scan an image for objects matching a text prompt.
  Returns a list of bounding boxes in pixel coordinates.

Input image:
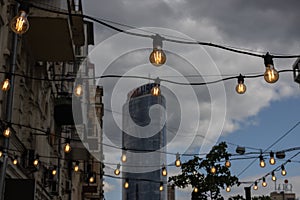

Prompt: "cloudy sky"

[82,1,300,199]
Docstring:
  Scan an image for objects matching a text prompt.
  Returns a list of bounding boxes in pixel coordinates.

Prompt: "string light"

[210,166,216,174]
[0,150,2,158]
[225,155,231,168]
[262,177,267,187]
[12,155,18,165]
[175,153,181,167]
[269,151,276,165]
[121,151,127,163]
[74,80,83,97]
[236,74,246,94]
[193,187,198,193]
[259,155,266,168]
[159,182,164,191]
[52,166,57,176]
[253,182,258,190]
[10,3,30,35]
[264,53,279,83]
[281,165,287,176]
[74,161,79,172]
[161,165,167,176]
[149,34,166,67]
[226,186,231,192]
[151,78,161,96]
[124,179,129,189]
[3,127,11,138]
[271,171,276,181]
[1,78,10,92]
[114,163,121,176]
[33,154,39,167]
[64,138,71,153]
[89,173,95,183]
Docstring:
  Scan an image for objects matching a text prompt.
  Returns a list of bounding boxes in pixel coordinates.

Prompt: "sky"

[82,1,300,199]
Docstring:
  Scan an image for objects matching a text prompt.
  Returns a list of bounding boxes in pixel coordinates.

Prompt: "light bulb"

[281,165,287,176]
[3,127,11,138]
[52,169,57,176]
[121,152,127,163]
[124,179,129,189]
[64,143,71,153]
[114,164,121,176]
[269,152,276,165]
[271,172,276,181]
[159,183,164,191]
[193,188,198,193]
[259,155,265,168]
[151,85,161,96]
[226,186,231,192]
[0,151,2,158]
[262,178,267,187]
[253,182,258,190]
[236,74,246,94]
[149,49,166,66]
[13,157,18,165]
[264,65,279,83]
[74,161,79,172]
[89,176,95,183]
[175,153,181,167]
[10,10,29,35]
[225,160,231,168]
[74,84,83,97]
[210,166,216,174]
[33,159,39,167]
[162,166,167,176]
[1,78,10,91]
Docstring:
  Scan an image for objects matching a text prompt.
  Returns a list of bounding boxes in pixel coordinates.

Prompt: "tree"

[169,142,239,200]
[252,196,271,200]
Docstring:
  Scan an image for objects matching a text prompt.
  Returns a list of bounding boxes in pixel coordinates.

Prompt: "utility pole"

[0,21,19,200]
[244,187,251,200]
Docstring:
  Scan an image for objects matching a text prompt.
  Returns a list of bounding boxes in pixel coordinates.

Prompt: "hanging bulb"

[253,182,258,190]
[161,166,167,176]
[269,151,276,165]
[271,171,276,181]
[33,154,39,167]
[225,155,231,168]
[114,163,121,176]
[1,78,10,91]
[10,3,30,35]
[281,165,287,176]
[262,177,267,187]
[121,151,127,163]
[52,167,57,176]
[74,83,83,97]
[0,150,2,158]
[151,85,161,96]
[3,127,11,138]
[210,166,216,174]
[259,155,266,168]
[89,175,95,183]
[193,187,198,193]
[264,53,279,83]
[175,153,181,167]
[226,186,231,192]
[235,74,246,94]
[74,161,79,172]
[13,156,18,165]
[124,179,129,189]
[64,138,71,153]
[159,182,164,191]
[149,34,166,67]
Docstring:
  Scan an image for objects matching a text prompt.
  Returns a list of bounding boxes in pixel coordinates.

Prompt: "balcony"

[24,0,85,62]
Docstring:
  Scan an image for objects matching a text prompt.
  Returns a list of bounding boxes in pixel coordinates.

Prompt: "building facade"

[122,83,167,200]
[0,0,104,199]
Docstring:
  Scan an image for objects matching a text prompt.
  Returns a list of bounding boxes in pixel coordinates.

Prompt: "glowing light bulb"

[210,166,216,174]
[74,161,79,172]
[89,176,95,183]
[159,183,164,191]
[253,182,258,190]
[64,142,71,153]
[124,179,129,189]
[269,151,276,165]
[52,169,57,176]
[149,49,166,66]
[225,160,231,168]
[236,74,246,94]
[33,156,39,167]
[3,127,11,138]
[262,178,267,187]
[13,157,18,165]
[121,152,127,162]
[271,172,276,181]
[10,10,29,35]
[263,53,279,83]
[162,166,167,176]
[74,84,83,97]
[226,186,231,192]
[281,165,287,176]
[175,153,181,167]
[151,85,161,96]
[1,78,10,91]
[0,151,2,158]
[114,164,121,176]
[259,155,265,168]
[193,188,198,193]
